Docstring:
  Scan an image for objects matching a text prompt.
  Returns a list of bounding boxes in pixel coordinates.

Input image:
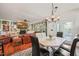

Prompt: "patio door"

[63,22,74,41]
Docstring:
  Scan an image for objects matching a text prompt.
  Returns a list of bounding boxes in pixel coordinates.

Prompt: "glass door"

[63,22,73,41]
[56,21,74,41]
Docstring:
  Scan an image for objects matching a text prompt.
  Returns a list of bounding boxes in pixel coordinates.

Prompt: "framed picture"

[17,21,28,29]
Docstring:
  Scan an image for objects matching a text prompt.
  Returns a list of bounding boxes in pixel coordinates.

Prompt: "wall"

[47,3,79,40]
[0,3,79,39]
[0,3,52,23]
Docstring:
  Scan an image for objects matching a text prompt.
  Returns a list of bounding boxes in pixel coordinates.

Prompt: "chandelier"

[46,3,60,22]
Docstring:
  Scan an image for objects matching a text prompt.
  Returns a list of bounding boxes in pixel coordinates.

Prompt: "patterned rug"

[11,48,32,56]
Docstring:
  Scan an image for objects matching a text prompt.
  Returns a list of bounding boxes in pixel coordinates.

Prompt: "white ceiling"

[0,3,79,23]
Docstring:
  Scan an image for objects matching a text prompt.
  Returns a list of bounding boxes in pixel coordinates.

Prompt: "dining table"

[39,37,66,55]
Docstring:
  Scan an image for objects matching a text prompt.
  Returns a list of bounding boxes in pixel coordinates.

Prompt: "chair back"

[31,36,40,56]
[57,32,63,37]
[53,38,79,56]
[70,38,79,56]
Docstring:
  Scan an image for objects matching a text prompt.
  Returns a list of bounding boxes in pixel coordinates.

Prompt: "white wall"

[47,3,79,40]
[0,3,79,38]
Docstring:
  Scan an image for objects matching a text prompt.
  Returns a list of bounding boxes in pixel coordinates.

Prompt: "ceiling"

[0,3,79,23]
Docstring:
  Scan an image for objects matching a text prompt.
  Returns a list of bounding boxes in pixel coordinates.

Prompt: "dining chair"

[31,36,49,56]
[53,38,79,56]
[19,30,26,35]
[56,32,63,38]
[70,38,79,56]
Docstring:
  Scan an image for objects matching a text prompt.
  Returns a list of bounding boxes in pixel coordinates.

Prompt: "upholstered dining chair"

[70,38,79,56]
[53,38,79,56]
[56,32,63,38]
[31,36,49,56]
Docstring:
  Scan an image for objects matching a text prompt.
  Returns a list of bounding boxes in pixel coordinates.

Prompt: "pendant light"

[46,3,59,22]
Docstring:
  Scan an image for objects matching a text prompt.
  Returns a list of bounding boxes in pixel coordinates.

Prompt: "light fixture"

[45,3,59,22]
[17,19,28,29]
